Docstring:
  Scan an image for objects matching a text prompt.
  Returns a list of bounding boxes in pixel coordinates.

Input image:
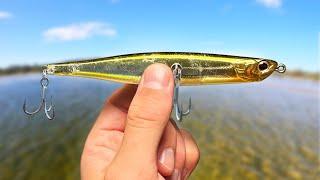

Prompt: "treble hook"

[23,70,55,120]
[171,63,192,121]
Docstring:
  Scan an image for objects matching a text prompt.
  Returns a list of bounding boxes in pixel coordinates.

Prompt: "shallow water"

[0,74,319,179]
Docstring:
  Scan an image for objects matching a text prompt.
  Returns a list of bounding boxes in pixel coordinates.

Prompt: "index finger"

[92,84,137,132]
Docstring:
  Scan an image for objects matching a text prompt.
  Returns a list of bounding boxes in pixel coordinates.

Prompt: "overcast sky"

[0,0,319,71]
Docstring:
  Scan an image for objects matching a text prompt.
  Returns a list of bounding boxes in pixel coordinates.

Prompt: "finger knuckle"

[193,144,200,162]
[127,106,164,129]
[127,92,171,128]
[188,141,200,165]
[181,130,200,163]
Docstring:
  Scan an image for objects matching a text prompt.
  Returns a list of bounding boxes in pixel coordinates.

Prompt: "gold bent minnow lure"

[23,52,286,121]
[46,52,286,85]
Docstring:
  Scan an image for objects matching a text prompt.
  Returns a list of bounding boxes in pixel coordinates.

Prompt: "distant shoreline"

[0,65,319,81]
[0,65,42,76]
[272,70,319,81]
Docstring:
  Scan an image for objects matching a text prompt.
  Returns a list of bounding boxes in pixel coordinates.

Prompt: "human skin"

[81,64,200,180]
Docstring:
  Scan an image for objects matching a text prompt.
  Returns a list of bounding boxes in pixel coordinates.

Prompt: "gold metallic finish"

[46,52,279,85]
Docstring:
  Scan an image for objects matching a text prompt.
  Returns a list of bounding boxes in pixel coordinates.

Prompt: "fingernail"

[141,64,170,89]
[159,147,174,170]
[170,169,181,180]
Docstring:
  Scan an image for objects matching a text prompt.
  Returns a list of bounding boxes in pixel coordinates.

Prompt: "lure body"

[46,52,279,85]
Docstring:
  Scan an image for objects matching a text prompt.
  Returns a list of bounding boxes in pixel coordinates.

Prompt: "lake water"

[0,74,319,179]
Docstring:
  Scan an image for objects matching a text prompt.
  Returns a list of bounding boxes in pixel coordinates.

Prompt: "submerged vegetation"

[183,114,319,179]
[0,74,319,179]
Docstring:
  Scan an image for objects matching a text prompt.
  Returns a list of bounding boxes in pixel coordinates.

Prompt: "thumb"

[116,63,174,165]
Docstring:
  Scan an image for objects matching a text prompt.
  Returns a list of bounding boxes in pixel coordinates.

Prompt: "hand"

[81,64,200,180]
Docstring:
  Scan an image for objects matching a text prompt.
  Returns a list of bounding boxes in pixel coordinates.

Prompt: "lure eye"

[258,61,269,71]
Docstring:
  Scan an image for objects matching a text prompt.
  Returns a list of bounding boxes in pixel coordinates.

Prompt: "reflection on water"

[0,74,319,179]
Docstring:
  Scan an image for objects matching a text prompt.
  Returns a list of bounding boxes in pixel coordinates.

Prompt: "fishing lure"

[23,52,286,121]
